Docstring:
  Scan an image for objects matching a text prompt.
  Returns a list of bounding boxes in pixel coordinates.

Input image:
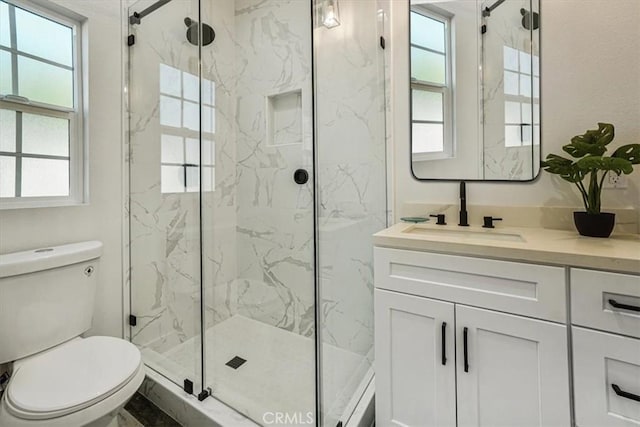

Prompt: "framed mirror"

[410,0,541,181]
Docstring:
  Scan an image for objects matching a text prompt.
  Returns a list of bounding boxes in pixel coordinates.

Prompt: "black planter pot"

[573,212,616,238]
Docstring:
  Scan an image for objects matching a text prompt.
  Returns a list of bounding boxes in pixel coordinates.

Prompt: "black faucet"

[459,181,469,227]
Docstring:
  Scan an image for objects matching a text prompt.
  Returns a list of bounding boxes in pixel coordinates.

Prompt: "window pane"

[160,95,181,128]
[411,47,445,85]
[22,113,69,156]
[519,51,531,75]
[505,101,521,124]
[202,105,214,133]
[505,125,522,147]
[519,74,531,97]
[0,50,12,95]
[183,71,198,102]
[412,89,443,122]
[161,134,183,163]
[202,139,214,166]
[161,165,184,193]
[185,165,199,192]
[411,12,445,53]
[160,64,181,97]
[15,5,73,66]
[18,56,73,107]
[0,155,15,197]
[183,100,199,131]
[0,109,16,152]
[0,1,9,48]
[412,123,444,153]
[21,157,69,196]
[504,71,519,96]
[504,46,519,72]
[202,166,214,192]
[185,137,199,164]
[202,79,214,106]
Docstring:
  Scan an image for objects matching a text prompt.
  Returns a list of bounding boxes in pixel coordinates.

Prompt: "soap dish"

[400,217,429,223]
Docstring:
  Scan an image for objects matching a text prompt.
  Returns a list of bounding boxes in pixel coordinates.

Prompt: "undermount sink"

[403,225,526,242]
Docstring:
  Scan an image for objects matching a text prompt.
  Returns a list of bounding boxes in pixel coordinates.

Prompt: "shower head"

[520,8,540,31]
[184,17,215,46]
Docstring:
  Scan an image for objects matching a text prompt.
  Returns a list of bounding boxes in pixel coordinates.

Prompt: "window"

[503,46,539,148]
[159,64,215,194]
[410,7,453,159]
[0,0,83,207]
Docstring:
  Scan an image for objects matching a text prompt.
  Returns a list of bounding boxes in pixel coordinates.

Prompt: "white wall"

[391,0,640,217]
[0,0,124,338]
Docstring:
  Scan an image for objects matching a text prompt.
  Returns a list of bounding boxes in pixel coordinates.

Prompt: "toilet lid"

[7,336,141,419]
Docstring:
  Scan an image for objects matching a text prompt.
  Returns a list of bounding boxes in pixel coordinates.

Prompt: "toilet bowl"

[0,242,145,427]
[0,337,145,427]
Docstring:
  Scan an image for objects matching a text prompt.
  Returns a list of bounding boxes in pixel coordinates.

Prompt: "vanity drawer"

[374,247,566,322]
[573,326,640,427]
[571,268,640,338]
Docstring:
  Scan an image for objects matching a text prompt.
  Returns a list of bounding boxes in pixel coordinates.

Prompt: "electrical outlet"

[604,173,628,189]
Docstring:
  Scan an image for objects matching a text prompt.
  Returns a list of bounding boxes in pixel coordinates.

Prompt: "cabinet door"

[573,326,640,427]
[375,289,456,427]
[456,305,570,427]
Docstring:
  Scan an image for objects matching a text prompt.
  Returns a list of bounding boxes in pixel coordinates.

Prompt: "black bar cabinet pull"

[612,384,640,402]
[463,327,469,373]
[609,299,640,313]
[441,322,447,366]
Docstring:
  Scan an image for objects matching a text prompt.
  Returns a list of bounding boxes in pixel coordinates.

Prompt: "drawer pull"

[463,327,469,373]
[612,384,640,402]
[608,299,640,313]
[441,322,447,366]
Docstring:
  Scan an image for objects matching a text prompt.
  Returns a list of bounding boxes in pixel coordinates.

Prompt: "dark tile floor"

[123,393,182,427]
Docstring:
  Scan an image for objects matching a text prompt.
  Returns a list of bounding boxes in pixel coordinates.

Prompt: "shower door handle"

[294,169,309,185]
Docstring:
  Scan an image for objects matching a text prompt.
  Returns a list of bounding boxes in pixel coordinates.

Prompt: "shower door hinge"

[183,379,194,395]
[379,36,386,50]
[197,388,211,401]
[127,34,135,46]
[129,314,137,327]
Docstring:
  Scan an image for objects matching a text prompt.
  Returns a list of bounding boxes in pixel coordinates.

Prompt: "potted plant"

[541,123,639,238]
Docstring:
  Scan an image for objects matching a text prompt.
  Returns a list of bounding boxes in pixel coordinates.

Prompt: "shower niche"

[267,90,303,147]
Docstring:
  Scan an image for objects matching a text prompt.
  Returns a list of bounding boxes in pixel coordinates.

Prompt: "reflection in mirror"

[410,0,540,181]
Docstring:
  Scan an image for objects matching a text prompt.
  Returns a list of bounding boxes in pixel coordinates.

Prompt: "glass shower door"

[200,0,317,424]
[128,0,204,392]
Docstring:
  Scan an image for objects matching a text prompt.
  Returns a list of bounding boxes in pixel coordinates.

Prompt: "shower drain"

[225,356,247,369]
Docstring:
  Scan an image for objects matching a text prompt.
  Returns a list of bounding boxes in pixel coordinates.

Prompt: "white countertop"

[373,223,640,274]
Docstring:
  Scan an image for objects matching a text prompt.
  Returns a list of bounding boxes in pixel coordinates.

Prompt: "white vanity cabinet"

[374,247,571,427]
[571,269,640,427]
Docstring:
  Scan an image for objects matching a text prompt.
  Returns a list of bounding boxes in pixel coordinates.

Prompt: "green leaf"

[564,123,615,158]
[612,144,640,164]
[563,141,606,157]
[576,156,633,174]
[540,154,584,183]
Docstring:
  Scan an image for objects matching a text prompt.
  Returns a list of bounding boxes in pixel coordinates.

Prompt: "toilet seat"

[5,336,141,420]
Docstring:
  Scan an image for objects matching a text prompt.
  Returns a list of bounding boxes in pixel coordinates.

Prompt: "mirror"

[410,0,540,181]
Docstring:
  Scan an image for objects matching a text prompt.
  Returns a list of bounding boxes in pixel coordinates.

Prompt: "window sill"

[0,197,88,210]
[413,152,454,162]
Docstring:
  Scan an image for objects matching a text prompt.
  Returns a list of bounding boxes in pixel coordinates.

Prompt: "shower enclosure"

[126,0,388,425]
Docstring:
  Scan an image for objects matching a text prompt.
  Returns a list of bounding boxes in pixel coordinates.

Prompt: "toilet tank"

[0,241,103,364]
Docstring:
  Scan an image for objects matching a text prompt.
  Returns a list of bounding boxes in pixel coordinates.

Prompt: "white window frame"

[503,47,539,149]
[410,6,454,162]
[0,0,85,209]
[158,64,216,195]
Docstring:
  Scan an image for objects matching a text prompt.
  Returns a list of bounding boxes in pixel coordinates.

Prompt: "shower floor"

[142,315,368,425]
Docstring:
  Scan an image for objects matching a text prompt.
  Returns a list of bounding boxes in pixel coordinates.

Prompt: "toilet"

[0,241,145,427]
